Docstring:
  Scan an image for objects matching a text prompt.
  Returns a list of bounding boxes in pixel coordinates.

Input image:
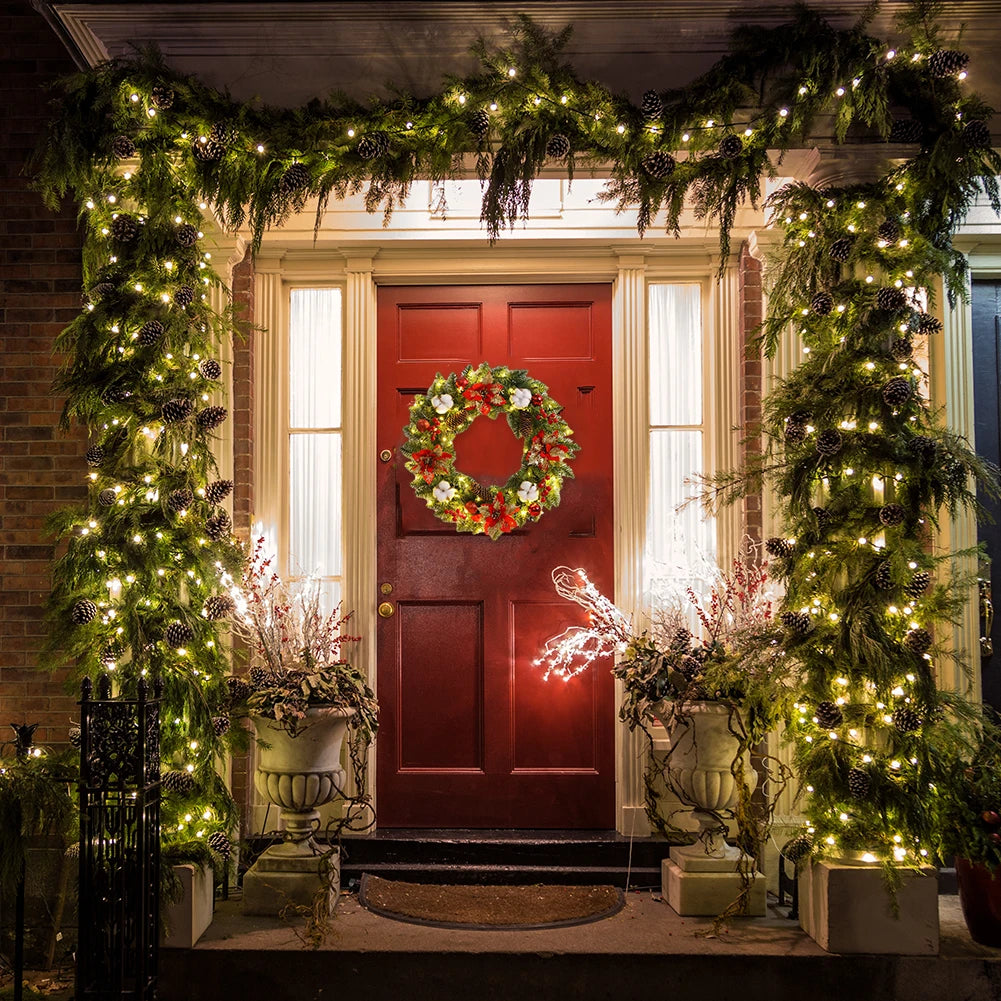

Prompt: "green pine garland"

[28,0,1001,862]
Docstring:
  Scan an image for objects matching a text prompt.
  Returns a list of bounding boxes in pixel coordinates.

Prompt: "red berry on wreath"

[417,419,430,431]
[532,394,542,405]
[992,832,1001,846]
[982,810,1001,826]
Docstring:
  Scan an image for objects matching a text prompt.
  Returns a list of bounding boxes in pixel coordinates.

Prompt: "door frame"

[251,241,743,834]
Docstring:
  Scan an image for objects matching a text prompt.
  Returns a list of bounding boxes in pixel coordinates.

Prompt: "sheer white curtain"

[644,283,716,625]
[287,288,343,613]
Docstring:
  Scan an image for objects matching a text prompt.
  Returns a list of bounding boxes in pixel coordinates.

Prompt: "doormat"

[359,874,625,930]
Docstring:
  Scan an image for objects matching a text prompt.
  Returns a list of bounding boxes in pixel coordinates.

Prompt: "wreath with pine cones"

[401,363,580,540]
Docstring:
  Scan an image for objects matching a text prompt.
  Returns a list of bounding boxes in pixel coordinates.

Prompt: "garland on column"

[30,0,999,862]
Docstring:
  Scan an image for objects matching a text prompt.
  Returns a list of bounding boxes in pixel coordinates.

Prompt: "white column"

[711,262,742,568]
[935,269,979,698]
[342,254,379,809]
[612,251,651,835]
[253,264,287,558]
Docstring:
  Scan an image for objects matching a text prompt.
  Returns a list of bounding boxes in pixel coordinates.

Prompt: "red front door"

[376,284,614,828]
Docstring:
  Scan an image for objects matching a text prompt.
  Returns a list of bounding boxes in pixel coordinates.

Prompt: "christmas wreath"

[401,363,581,539]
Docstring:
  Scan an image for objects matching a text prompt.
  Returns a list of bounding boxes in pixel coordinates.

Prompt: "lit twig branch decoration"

[534,566,631,681]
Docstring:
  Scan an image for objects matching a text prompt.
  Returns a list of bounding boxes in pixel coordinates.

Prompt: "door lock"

[379,448,393,462]
[378,601,395,618]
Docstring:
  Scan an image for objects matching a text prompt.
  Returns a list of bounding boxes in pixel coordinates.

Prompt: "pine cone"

[102,385,131,405]
[196,405,228,431]
[847,767,871,799]
[467,110,490,139]
[174,284,196,307]
[161,398,193,423]
[765,536,793,559]
[641,90,663,119]
[138,319,164,346]
[112,135,136,159]
[546,133,571,160]
[892,705,922,732]
[816,429,843,456]
[249,666,269,689]
[810,291,834,316]
[670,627,692,650]
[68,726,82,748]
[904,571,931,598]
[176,223,199,247]
[888,119,923,144]
[205,510,231,541]
[878,503,906,527]
[915,313,943,335]
[882,377,913,407]
[781,833,813,863]
[208,830,232,859]
[209,121,237,146]
[357,132,389,159]
[198,358,222,380]
[151,85,175,110]
[100,642,123,666]
[829,237,854,263]
[903,627,932,655]
[164,621,194,647]
[876,286,907,312]
[280,162,310,194]
[813,506,832,527]
[86,445,106,466]
[161,770,195,794]
[110,215,139,242]
[642,151,676,179]
[70,599,98,625]
[226,677,251,704]
[780,610,814,636]
[908,435,937,462]
[927,49,969,78]
[211,716,232,737]
[191,138,225,161]
[167,488,194,512]
[204,594,235,621]
[875,561,894,590]
[98,488,116,507]
[890,337,913,361]
[877,220,900,243]
[784,421,807,445]
[814,700,843,728]
[206,479,233,504]
[719,133,743,158]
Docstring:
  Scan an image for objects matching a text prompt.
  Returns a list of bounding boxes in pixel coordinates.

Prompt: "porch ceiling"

[41,1,1001,117]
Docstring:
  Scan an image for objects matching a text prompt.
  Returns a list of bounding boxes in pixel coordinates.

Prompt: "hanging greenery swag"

[28,0,1000,864]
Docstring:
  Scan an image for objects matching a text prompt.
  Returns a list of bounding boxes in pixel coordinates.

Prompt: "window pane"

[290,288,342,429]
[649,284,702,426]
[289,432,342,577]
[645,429,716,609]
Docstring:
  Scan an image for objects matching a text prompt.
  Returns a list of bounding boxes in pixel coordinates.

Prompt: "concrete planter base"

[162,863,214,948]
[799,859,939,954]
[662,850,766,916]
[243,845,340,917]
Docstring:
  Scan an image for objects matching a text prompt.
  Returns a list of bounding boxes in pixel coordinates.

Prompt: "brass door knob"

[379,448,393,462]
[378,601,395,618]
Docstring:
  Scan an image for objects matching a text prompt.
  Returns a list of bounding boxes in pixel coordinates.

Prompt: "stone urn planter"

[242,706,353,917]
[956,857,1001,947]
[652,700,765,915]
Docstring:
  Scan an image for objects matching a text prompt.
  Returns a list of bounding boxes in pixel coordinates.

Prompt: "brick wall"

[739,242,764,546]
[0,0,85,745]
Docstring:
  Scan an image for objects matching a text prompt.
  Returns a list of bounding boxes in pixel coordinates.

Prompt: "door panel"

[376,284,614,828]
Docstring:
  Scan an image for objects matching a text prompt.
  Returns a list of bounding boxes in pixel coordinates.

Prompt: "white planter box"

[799,859,939,955]
[162,863,214,949]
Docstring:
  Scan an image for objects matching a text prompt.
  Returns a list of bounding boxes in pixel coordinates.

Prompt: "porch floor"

[160,890,1001,1001]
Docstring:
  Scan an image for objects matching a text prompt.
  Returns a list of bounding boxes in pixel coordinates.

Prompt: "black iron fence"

[76,675,161,1000]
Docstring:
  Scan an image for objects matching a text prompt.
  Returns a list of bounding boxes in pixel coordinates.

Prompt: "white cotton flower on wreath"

[510,386,532,409]
[517,480,539,503]
[430,393,453,414]
[433,480,457,502]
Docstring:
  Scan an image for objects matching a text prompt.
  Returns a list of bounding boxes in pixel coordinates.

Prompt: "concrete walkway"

[160,891,1001,1001]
